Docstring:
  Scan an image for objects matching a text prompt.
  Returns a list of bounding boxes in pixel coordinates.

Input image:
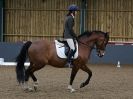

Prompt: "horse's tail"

[16,41,32,83]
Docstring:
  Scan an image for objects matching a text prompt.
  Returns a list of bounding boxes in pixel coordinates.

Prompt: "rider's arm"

[67,17,77,38]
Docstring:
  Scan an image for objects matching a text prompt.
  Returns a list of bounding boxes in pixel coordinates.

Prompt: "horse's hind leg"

[28,64,45,91]
[80,65,92,88]
[30,72,39,91]
[68,66,79,92]
[23,63,34,91]
[24,67,38,91]
[23,63,39,91]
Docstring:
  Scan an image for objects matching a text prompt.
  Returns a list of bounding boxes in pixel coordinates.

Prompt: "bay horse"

[16,31,109,92]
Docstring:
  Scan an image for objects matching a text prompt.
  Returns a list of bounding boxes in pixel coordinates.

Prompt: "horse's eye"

[98,41,103,45]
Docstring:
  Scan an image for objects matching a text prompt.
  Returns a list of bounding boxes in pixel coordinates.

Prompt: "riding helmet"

[68,4,79,11]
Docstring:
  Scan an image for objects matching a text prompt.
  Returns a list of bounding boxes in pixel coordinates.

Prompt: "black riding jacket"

[63,15,77,39]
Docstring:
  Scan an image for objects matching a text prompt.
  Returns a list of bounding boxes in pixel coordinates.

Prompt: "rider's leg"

[65,39,75,67]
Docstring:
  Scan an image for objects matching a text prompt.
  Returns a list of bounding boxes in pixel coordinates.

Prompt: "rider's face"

[75,11,77,15]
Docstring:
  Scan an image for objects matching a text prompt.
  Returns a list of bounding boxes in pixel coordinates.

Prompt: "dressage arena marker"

[117,61,120,68]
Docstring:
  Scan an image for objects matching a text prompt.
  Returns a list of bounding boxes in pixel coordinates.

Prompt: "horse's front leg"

[68,65,79,93]
[80,65,92,88]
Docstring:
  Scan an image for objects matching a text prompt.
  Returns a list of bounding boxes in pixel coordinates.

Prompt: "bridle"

[95,37,108,57]
[77,36,107,51]
[95,38,106,50]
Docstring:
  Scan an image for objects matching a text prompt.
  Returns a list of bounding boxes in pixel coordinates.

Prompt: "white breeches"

[66,39,75,50]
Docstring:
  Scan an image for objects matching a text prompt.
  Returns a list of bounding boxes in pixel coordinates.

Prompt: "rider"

[63,4,79,67]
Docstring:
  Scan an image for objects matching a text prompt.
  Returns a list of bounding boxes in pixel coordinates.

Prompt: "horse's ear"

[105,32,110,41]
[105,32,109,37]
[106,32,109,34]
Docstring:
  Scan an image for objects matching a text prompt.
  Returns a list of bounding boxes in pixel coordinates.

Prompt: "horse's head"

[78,30,109,57]
[94,31,109,57]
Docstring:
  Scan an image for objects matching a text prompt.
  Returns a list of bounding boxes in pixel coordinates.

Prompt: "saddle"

[55,40,78,59]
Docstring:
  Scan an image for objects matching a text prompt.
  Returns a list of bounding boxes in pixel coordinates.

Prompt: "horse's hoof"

[33,82,38,91]
[70,89,76,93]
[80,83,85,88]
[28,87,33,92]
[67,85,76,93]
[24,87,33,92]
[34,86,37,91]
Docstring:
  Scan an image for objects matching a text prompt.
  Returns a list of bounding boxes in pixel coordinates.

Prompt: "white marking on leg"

[33,80,39,91]
[22,82,33,92]
[67,85,76,93]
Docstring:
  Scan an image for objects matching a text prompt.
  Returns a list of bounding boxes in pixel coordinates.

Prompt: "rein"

[78,40,96,49]
[77,35,107,50]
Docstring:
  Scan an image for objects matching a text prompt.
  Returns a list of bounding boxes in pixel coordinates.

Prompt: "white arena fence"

[0,58,30,66]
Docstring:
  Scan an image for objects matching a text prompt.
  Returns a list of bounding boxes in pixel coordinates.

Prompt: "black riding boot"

[65,50,74,68]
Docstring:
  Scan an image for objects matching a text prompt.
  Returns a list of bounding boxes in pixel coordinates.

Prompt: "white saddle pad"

[55,40,78,59]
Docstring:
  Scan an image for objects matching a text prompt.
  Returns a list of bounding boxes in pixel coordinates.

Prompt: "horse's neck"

[78,39,95,62]
[79,37,96,47]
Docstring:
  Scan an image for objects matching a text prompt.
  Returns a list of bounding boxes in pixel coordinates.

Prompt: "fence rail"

[3,0,133,42]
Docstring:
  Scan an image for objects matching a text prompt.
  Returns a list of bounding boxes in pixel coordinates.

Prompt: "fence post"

[0,0,3,42]
[80,0,87,34]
